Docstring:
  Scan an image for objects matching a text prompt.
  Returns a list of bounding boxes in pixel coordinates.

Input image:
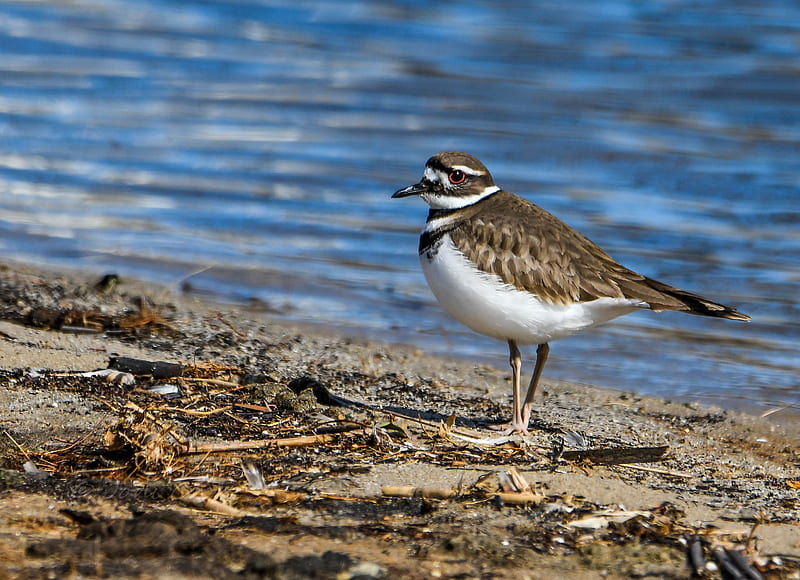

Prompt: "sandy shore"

[0,262,798,579]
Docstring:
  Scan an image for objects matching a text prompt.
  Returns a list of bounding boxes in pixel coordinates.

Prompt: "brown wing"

[449,192,750,320]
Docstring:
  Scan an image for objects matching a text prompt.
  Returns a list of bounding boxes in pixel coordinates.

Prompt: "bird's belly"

[421,236,643,345]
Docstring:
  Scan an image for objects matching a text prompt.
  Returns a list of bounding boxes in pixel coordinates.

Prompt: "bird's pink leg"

[521,343,549,428]
[507,339,529,435]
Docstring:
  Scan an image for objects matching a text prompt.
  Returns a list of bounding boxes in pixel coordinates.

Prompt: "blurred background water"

[0,0,798,415]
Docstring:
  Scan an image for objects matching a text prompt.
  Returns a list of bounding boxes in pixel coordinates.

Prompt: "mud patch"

[24,509,381,579]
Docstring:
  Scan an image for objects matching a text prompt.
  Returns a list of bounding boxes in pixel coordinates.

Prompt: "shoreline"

[2,258,793,423]
[1,261,798,579]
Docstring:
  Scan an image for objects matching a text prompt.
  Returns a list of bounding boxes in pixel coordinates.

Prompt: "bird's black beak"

[392,181,429,199]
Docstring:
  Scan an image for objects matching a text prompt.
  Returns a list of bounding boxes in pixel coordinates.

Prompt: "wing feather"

[448,191,749,321]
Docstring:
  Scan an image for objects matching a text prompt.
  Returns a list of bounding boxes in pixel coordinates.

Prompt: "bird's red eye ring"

[449,170,466,184]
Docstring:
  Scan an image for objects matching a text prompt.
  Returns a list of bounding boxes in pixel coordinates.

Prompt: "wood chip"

[381,486,457,499]
[180,492,245,516]
[495,492,543,505]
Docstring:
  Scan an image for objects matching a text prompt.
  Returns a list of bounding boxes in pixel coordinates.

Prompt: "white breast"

[421,235,645,345]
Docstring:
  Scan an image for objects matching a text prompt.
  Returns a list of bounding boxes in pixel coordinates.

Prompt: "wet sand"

[0,262,797,579]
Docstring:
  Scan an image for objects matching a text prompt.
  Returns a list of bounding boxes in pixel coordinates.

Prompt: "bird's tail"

[643,277,750,321]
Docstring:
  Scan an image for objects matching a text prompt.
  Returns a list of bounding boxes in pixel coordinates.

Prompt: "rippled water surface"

[1,0,798,413]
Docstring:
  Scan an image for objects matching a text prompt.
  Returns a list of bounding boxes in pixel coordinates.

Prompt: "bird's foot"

[487,420,530,437]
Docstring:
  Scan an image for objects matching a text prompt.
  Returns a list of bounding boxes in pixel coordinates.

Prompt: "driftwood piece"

[109,356,183,379]
[561,445,669,465]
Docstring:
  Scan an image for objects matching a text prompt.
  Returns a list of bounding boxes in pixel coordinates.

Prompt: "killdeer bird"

[393,151,750,435]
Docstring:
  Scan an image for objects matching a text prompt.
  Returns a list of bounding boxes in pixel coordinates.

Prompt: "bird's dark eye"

[448,170,466,184]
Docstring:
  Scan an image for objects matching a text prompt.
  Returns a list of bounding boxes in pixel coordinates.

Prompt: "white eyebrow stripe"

[450,164,485,176]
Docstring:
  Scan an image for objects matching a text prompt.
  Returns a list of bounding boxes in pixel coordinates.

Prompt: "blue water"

[1,0,798,415]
